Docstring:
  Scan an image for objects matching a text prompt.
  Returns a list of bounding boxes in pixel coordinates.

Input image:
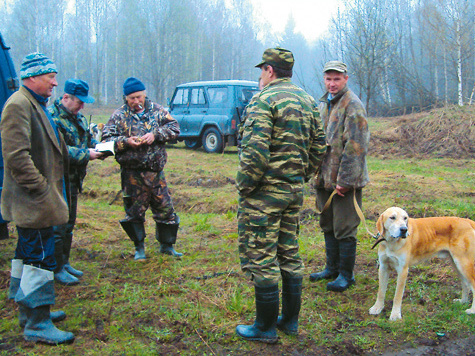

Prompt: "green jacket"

[48,98,97,191]
[237,78,326,196]
[315,86,370,190]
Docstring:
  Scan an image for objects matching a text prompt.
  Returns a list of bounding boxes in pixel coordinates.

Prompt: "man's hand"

[127,136,142,148]
[139,132,155,145]
[89,148,104,160]
[336,184,349,197]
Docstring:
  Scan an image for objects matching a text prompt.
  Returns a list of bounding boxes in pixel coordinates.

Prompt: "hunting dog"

[369,207,475,320]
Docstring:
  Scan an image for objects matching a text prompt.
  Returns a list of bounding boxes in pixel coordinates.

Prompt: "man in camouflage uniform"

[309,61,370,293]
[236,48,326,343]
[49,79,102,286]
[102,77,182,260]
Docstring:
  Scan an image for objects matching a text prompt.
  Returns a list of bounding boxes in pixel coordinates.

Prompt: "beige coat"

[0,86,69,228]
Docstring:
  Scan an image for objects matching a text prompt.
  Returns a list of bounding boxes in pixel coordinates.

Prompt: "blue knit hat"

[123,77,145,96]
[20,52,57,80]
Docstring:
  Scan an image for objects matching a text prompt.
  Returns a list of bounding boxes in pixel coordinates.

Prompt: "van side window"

[207,87,228,105]
[172,88,189,105]
[190,88,206,105]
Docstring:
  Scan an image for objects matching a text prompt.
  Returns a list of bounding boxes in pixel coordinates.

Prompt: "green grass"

[1,136,475,355]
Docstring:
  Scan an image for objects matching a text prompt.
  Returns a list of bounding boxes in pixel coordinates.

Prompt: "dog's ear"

[376,213,384,234]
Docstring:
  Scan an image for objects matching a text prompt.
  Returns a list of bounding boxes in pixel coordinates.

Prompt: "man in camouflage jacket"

[236,48,326,343]
[102,77,182,260]
[49,78,102,286]
[309,61,370,293]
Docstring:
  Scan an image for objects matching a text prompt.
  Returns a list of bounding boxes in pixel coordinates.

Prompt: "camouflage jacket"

[315,86,370,190]
[102,98,179,172]
[236,78,327,196]
[48,98,97,191]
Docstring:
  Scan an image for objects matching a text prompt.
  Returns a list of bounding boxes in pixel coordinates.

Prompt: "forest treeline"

[1,0,474,116]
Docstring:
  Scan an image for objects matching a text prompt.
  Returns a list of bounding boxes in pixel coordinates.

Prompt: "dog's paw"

[369,304,384,315]
[464,307,475,315]
[389,311,402,321]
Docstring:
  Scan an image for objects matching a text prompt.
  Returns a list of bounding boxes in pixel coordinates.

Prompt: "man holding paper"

[48,78,103,285]
[102,77,182,260]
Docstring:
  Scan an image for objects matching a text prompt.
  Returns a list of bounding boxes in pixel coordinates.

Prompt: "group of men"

[2,53,182,344]
[2,47,369,346]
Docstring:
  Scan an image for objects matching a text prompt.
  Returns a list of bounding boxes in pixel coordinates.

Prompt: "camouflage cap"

[323,60,347,73]
[255,47,294,71]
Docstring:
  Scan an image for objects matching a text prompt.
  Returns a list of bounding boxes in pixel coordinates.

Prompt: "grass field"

[0,111,474,355]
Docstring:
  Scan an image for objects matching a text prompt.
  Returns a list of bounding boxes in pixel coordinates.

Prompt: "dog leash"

[315,188,380,241]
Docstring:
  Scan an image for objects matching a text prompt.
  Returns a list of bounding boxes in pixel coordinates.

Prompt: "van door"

[183,87,207,137]
[169,87,190,134]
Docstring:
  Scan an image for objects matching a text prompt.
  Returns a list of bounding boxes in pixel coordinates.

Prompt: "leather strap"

[316,188,378,239]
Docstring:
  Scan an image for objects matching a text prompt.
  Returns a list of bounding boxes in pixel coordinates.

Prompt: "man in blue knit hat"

[102,77,182,260]
[1,52,75,344]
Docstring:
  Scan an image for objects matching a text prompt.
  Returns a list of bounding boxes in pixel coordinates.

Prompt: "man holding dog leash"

[309,60,370,292]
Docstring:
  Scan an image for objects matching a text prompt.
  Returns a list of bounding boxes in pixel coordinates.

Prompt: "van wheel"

[202,127,224,153]
[184,139,202,149]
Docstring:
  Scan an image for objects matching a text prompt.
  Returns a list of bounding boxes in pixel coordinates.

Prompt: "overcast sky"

[252,0,343,42]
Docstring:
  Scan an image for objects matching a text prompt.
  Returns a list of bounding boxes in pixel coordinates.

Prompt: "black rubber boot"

[156,216,182,257]
[120,220,146,260]
[277,276,302,335]
[236,284,279,343]
[54,235,79,286]
[310,232,339,282]
[327,237,356,292]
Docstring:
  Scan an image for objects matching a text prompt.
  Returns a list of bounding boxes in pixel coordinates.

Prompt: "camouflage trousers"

[121,168,177,224]
[237,189,305,287]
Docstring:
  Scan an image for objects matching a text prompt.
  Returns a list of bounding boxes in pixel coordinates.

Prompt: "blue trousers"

[14,226,56,271]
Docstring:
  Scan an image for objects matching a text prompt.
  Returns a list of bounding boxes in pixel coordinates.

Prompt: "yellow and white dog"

[369,207,475,320]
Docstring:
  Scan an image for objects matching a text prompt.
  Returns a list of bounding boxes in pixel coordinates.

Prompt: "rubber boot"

[309,232,339,282]
[120,220,146,260]
[156,216,182,257]
[236,284,279,343]
[63,231,83,278]
[16,265,75,344]
[54,267,79,286]
[19,306,66,328]
[54,235,79,286]
[9,260,67,328]
[327,237,356,292]
[23,305,75,344]
[277,276,302,335]
[64,263,83,278]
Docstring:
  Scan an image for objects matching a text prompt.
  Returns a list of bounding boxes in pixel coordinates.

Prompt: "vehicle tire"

[184,139,202,149]
[202,127,224,153]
